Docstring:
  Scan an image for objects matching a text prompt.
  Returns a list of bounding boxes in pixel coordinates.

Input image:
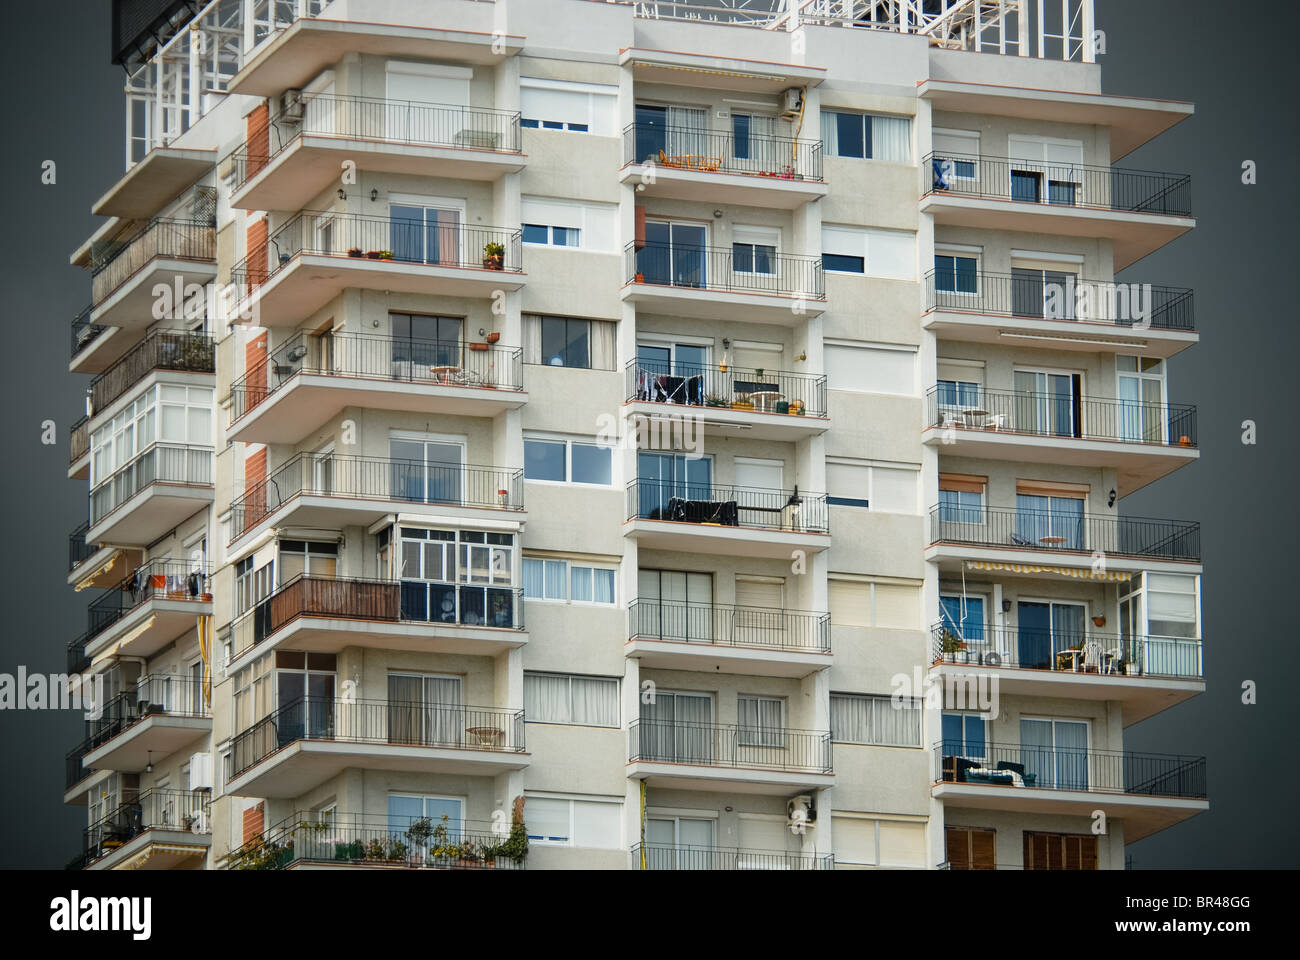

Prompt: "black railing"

[71,306,105,357]
[622,122,823,180]
[67,635,91,675]
[628,718,832,773]
[935,741,1206,799]
[230,331,522,422]
[69,788,209,870]
[929,623,1203,679]
[82,558,211,651]
[69,522,96,572]
[928,504,1200,562]
[229,212,522,288]
[925,385,1198,448]
[89,442,214,527]
[629,599,830,653]
[624,241,825,300]
[229,697,526,779]
[630,842,833,870]
[232,94,522,189]
[923,270,1195,331]
[91,218,216,305]
[90,330,215,412]
[922,153,1193,217]
[230,454,522,541]
[69,417,90,465]
[627,478,828,534]
[626,359,826,417]
[89,675,210,741]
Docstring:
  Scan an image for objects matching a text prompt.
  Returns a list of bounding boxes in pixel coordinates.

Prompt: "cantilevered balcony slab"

[87,444,214,547]
[91,147,216,219]
[628,720,834,795]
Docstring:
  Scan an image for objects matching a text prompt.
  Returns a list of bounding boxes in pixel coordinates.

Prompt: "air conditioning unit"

[188,752,213,792]
[787,794,816,826]
[279,88,305,123]
[780,87,804,120]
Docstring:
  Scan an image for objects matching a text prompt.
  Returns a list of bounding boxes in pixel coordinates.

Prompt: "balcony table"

[466,726,504,748]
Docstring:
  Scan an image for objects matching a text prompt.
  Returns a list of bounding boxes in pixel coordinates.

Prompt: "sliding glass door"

[641,691,713,763]
[645,816,714,869]
[637,568,713,641]
[1013,369,1080,437]
[1017,601,1087,670]
[1118,356,1167,443]
[389,437,463,505]
[387,673,462,747]
[1020,718,1089,790]
[638,221,707,288]
[637,452,711,518]
[390,203,461,266]
[1015,493,1085,550]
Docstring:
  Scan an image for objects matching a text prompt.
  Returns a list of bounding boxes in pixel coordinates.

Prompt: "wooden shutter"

[634,205,646,250]
[242,802,265,844]
[1024,831,1097,870]
[246,217,269,286]
[246,102,270,179]
[940,472,987,494]
[1016,479,1089,499]
[244,447,268,535]
[947,827,997,870]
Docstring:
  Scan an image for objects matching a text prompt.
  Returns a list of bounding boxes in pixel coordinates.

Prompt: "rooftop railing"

[628,718,833,774]
[91,218,216,306]
[627,478,829,534]
[624,241,825,300]
[626,359,826,418]
[622,121,823,181]
[629,599,830,653]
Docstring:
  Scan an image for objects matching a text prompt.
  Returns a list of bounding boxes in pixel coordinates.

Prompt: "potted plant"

[940,628,966,664]
[365,250,383,260]
[347,247,363,258]
[483,241,506,270]
[468,341,489,352]
[635,271,645,283]
[405,817,434,866]
[378,249,394,260]
[788,400,805,416]
[1091,615,1106,628]
[705,394,728,407]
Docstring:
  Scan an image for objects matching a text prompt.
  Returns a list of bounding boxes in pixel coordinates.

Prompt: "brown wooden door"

[947,827,997,870]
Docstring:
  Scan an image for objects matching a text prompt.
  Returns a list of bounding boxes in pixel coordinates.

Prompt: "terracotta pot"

[485,332,501,344]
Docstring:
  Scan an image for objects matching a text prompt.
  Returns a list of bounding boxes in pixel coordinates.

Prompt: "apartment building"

[62,0,1207,871]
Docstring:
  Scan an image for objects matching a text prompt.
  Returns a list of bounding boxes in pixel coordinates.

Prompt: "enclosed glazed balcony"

[629,842,832,870]
[70,788,210,871]
[87,217,216,329]
[77,558,212,664]
[79,676,211,776]
[628,718,834,793]
[87,442,214,545]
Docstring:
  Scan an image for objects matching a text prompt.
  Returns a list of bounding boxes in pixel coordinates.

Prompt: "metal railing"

[89,443,214,527]
[922,153,1192,217]
[924,270,1195,331]
[628,718,832,773]
[625,359,826,417]
[928,504,1200,562]
[230,331,522,422]
[630,842,833,870]
[229,212,522,288]
[929,624,1203,679]
[69,788,210,870]
[627,478,829,534]
[67,635,91,676]
[624,241,825,300]
[934,741,1207,799]
[90,330,215,412]
[229,697,526,779]
[622,121,823,181]
[82,558,211,650]
[71,306,105,357]
[629,599,830,653]
[69,416,90,465]
[231,94,522,189]
[91,218,216,305]
[68,522,95,572]
[925,385,1198,448]
[82,675,210,754]
[229,454,523,541]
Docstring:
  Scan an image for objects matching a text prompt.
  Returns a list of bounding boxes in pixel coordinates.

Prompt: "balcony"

[87,442,214,545]
[70,305,117,375]
[627,599,830,678]
[70,788,210,871]
[226,698,528,798]
[622,241,825,324]
[78,558,212,665]
[923,386,1198,494]
[628,719,834,792]
[630,842,832,870]
[69,416,90,480]
[624,359,827,442]
[933,742,1207,842]
[228,455,523,550]
[231,94,524,211]
[88,218,216,328]
[230,213,524,328]
[229,332,525,445]
[68,524,139,591]
[227,574,526,672]
[80,676,211,775]
[625,478,829,558]
[619,122,826,208]
[922,270,1197,358]
[89,330,215,417]
[920,154,1194,270]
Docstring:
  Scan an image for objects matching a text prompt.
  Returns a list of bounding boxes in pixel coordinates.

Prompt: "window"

[522,313,615,370]
[828,580,920,629]
[1013,369,1082,437]
[938,475,985,524]
[523,558,615,604]
[388,199,462,265]
[231,652,272,736]
[831,693,921,747]
[524,672,619,726]
[389,434,465,504]
[934,254,978,294]
[942,713,988,760]
[822,226,914,280]
[731,112,789,168]
[1015,492,1085,549]
[1007,136,1085,206]
[90,384,214,486]
[570,564,616,604]
[1118,355,1168,443]
[825,343,916,395]
[637,220,707,287]
[633,103,708,163]
[521,197,616,252]
[820,110,912,162]
[731,226,779,276]
[1020,717,1089,790]
[1015,600,1087,669]
[397,527,517,627]
[737,696,785,747]
[520,78,616,135]
[522,223,579,247]
[947,827,997,870]
[940,594,985,643]
[833,815,927,868]
[523,436,612,485]
[233,555,274,617]
[634,568,714,641]
[1023,831,1098,870]
[277,540,338,583]
[390,313,461,369]
[644,815,715,867]
[932,129,980,183]
[636,452,712,518]
[525,796,622,848]
[826,461,918,513]
[388,795,464,838]
[1011,266,1078,318]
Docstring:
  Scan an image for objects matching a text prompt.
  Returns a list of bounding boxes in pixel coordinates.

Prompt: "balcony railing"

[90,330,215,413]
[628,718,832,774]
[69,521,95,572]
[627,478,828,534]
[91,218,216,306]
[82,558,211,650]
[922,153,1192,217]
[928,504,1200,562]
[625,359,826,418]
[230,331,522,423]
[930,624,1203,680]
[67,635,91,676]
[70,416,90,465]
[89,442,214,527]
[624,241,825,300]
[68,788,209,870]
[232,94,522,190]
[926,385,1198,448]
[229,697,526,779]
[88,675,210,744]
[230,454,523,541]
[71,305,104,357]
[924,270,1195,331]
[629,599,830,653]
[622,122,823,181]
[630,842,833,870]
[935,742,1207,799]
[229,212,523,288]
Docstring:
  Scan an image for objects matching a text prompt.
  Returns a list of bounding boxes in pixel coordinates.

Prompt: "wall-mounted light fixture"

[713,209,724,218]
[1107,489,1117,507]
[337,188,346,200]
[1001,600,1012,614]
[370,188,379,201]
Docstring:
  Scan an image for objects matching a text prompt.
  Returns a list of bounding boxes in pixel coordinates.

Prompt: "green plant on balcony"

[363,836,408,862]
[939,628,966,662]
[228,835,294,870]
[705,394,729,407]
[183,336,215,370]
[482,241,506,270]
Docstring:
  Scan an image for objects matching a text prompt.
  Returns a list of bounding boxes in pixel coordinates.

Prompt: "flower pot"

[775,401,790,414]
[201,592,214,602]
[483,255,504,270]
[1091,616,1106,628]
[347,249,363,258]
[366,250,383,260]
[635,272,645,283]
[1178,435,1192,446]
[468,342,489,351]
[485,332,501,344]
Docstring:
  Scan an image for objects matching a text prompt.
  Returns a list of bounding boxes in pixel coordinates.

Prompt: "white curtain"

[667,106,708,156]
[590,320,616,371]
[522,313,542,365]
[831,694,920,747]
[570,676,618,726]
[872,115,912,163]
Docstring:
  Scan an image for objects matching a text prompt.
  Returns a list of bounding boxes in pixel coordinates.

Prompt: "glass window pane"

[571,443,611,485]
[524,439,566,481]
[571,566,592,602]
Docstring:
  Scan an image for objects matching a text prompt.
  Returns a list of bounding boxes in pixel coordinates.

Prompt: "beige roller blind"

[735,577,783,609]
[739,816,788,852]
[874,584,919,629]
[833,816,878,865]
[878,820,927,867]
[829,580,870,628]
[1016,479,1089,499]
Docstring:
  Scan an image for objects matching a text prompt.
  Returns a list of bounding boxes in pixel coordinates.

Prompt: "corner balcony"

[628,719,834,793]
[621,242,825,324]
[71,788,210,871]
[933,743,1207,843]
[229,332,524,445]
[226,698,527,799]
[88,330,215,421]
[79,676,211,776]
[231,214,524,328]
[70,305,119,375]
[923,386,1198,495]
[68,522,140,591]
[630,842,832,870]
[226,574,525,673]
[624,359,828,442]
[625,478,829,559]
[231,94,524,211]
[929,625,1203,726]
[627,599,830,678]
[923,271,1197,359]
[619,123,827,209]
[228,455,523,551]
[920,154,1194,270]
[88,217,216,330]
[69,416,90,480]
[79,558,212,664]
[87,442,214,545]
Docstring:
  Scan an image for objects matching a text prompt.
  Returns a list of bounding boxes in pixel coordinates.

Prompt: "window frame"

[522,434,614,487]
[523,671,621,728]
